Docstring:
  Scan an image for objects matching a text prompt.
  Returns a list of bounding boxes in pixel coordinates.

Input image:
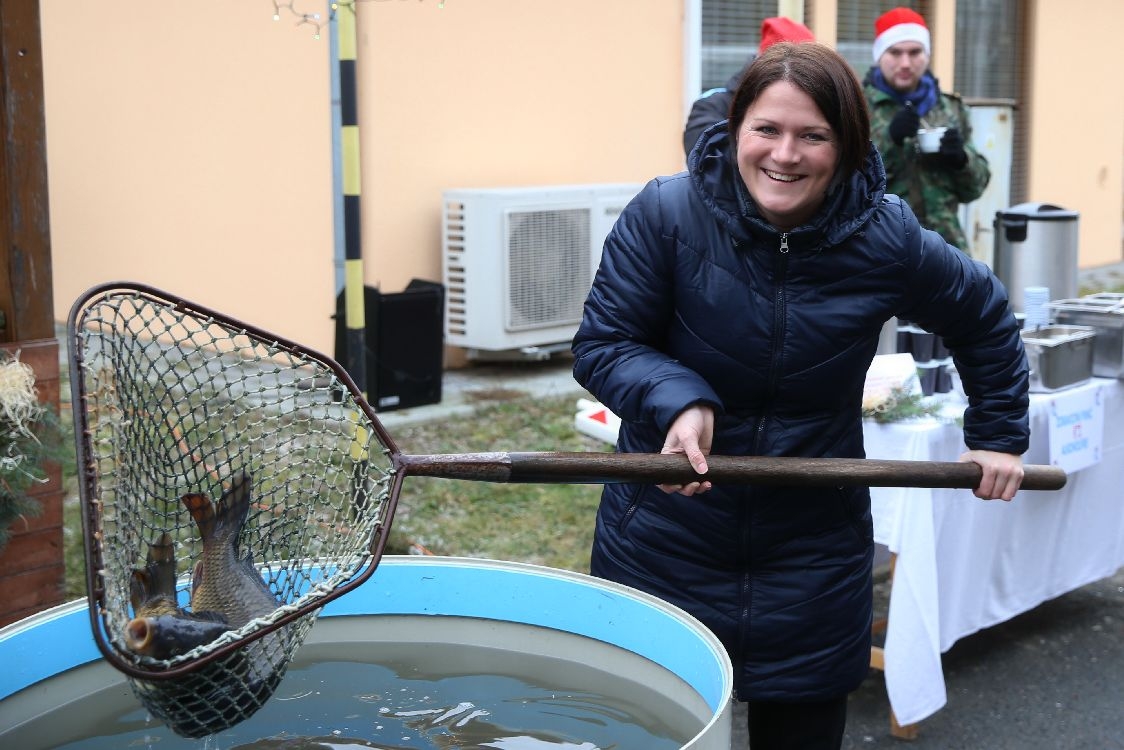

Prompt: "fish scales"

[182,473,279,627]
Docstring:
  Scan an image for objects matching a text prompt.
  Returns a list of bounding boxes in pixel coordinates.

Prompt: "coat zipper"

[752,232,789,452]
[738,232,791,691]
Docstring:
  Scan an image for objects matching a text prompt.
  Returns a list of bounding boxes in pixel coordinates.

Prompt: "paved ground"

[725,567,1124,749]
[376,354,593,430]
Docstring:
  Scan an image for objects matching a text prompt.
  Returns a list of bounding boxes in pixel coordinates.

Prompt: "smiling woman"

[734,81,839,231]
[572,40,1030,750]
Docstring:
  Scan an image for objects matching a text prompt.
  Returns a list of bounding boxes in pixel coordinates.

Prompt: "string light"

[271,0,446,39]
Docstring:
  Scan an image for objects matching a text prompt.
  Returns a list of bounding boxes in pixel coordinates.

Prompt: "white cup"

[916,126,948,153]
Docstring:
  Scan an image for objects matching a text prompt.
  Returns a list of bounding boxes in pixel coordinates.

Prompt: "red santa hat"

[872,7,930,63]
[759,16,815,52]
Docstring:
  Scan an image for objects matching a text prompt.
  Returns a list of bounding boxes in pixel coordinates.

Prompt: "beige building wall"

[353,1,684,289]
[40,2,335,351]
[40,0,685,356]
[1024,0,1123,268]
[38,0,1124,358]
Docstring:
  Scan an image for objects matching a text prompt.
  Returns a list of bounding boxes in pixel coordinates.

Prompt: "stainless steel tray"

[1021,324,1096,392]
[1048,294,1124,378]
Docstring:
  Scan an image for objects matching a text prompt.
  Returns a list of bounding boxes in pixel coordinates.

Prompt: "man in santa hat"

[863,7,990,250]
[682,16,814,158]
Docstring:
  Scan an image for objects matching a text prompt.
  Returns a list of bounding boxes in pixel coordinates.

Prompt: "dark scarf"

[867,68,940,117]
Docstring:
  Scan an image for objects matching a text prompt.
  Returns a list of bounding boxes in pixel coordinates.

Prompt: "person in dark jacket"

[682,16,815,158]
[574,42,1028,749]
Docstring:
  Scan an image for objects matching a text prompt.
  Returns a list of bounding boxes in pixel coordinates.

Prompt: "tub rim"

[0,555,732,715]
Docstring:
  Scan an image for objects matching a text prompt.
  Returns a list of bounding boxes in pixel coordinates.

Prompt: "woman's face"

[735,80,839,232]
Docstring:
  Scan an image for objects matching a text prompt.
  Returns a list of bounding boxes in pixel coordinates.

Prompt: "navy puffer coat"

[572,123,1030,702]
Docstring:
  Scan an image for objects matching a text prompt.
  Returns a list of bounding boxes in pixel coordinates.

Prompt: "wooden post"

[1,0,55,345]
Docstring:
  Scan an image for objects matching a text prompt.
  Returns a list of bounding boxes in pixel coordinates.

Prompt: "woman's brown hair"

[728,42,871,177]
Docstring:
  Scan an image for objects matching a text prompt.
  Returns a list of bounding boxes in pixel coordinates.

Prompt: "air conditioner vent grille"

[505,208,591,331]
[442,200,468,336]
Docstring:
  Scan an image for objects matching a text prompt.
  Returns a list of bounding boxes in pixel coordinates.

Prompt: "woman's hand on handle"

[658,404,715,496]
[960,450,1024,501]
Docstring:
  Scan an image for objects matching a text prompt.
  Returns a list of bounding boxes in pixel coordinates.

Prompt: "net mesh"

[69,284,398,737]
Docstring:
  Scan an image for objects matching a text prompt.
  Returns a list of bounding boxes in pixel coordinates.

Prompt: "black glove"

[937,127,969,169]
[888,106,921,145]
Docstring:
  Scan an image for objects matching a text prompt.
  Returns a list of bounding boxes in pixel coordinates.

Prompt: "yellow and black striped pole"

[338,4,366,398]
[333,4,372,493]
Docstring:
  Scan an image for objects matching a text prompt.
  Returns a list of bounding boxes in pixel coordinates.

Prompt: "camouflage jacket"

[864,82,990,249]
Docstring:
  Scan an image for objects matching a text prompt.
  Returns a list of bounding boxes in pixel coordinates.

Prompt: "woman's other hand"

[960,450,1024,500]
[658,405,715,496]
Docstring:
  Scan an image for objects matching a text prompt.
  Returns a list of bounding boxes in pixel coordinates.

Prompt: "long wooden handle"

[396,452,1067,491]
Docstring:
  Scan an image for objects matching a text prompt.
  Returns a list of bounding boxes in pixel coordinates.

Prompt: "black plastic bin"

[333,279,444,412]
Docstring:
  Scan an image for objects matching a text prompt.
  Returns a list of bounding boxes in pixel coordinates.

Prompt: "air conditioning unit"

[442,183,643,357]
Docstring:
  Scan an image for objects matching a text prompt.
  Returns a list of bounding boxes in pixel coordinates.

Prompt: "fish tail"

[129,569,153,612]
[181,491,216,540]
[147,531,178,598]
[149,531,174,565]
[213,472,253,542]
[131,532,179,612]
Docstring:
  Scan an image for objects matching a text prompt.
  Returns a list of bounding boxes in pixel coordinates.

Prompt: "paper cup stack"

[1023,286,1051,330]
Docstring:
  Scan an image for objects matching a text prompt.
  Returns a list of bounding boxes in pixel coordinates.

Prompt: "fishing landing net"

[68,282,401,738]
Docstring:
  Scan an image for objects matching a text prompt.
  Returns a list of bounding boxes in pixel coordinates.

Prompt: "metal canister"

[993,203,1079,313]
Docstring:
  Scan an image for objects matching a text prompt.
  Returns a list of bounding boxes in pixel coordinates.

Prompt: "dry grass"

[385,395,610,570]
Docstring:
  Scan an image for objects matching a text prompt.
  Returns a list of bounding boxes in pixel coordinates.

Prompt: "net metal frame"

[68,282,403,736]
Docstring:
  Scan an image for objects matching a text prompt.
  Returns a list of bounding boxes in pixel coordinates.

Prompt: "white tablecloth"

[864,377,1124,725]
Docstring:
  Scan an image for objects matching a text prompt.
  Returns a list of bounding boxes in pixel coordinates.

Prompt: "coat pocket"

[613,483,649,534]
[835,485,873,547]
